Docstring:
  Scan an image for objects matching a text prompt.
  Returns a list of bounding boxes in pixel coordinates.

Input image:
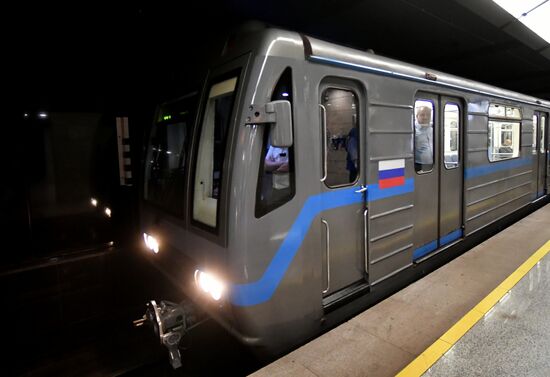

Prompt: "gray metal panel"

[362,74,417,284]
[321,205,365,294]
[466,118,489,151]
[465,161,533,235]
[368,194,415,283]
[466,171,533,205]
[368,106,413,161]
[465,186,531,234]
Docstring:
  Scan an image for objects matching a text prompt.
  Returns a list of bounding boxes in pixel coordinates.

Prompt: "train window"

[144,94,197,216]
[443,103,460,169]
[533,115,538,155]
[192,76,238,228]
[414,100,434,173]
[489,104,521,119]
[488,103,521,162]
[255,68,295,217]
[322,88,359,187]
[540,117,546,153]
[487,121,520,161]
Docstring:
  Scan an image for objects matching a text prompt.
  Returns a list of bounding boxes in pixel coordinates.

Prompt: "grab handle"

[319,104,327,182]
[322,219,330,294]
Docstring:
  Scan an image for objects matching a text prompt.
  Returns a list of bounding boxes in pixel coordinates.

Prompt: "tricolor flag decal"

[378,159,405,189]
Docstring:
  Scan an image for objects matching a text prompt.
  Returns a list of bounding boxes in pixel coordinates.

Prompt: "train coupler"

[135,299,202,369]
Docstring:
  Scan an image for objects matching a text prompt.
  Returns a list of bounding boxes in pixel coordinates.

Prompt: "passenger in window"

[414,105,434,172]
[264,144,289,190]
[345,126,359,182]
[499,138,513,154]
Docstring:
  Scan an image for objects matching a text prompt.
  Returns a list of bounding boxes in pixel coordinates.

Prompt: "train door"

[319,79,366,302]
[413,94,463,261]
[544,113,550,193]
[534,111,548,197]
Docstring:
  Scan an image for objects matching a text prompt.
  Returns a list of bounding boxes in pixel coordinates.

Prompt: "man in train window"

[264,144,289,190]
[499,138,513,155]
[414,104,434,172]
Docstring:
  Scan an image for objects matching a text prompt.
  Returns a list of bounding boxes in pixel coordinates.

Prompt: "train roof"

[232,26,550,109]
[302,33,550,109]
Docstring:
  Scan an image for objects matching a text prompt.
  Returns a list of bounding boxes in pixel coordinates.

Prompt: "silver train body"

[140,27,550,358]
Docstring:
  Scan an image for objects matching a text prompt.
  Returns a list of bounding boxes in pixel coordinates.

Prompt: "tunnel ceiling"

[12,0,550,112]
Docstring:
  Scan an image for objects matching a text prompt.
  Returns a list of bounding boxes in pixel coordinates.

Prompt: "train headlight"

[194,270,225,301]
[104,207,112,218]
[143,233,160,254]
[91,198,98,207]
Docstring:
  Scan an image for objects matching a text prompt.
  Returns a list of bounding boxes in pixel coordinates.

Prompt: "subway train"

[138,25,550,368]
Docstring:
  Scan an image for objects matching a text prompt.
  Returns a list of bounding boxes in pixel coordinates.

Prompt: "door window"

[487,104,521,162]
[192,76,237,228]
[414,100,435,173]
[443,103,460,169]
[321,88,359,187]
[533,115,538,155]
[540,115,546,154]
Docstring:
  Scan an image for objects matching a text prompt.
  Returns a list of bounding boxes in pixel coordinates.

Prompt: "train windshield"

[144,94,198,216]
[192,75,238,228]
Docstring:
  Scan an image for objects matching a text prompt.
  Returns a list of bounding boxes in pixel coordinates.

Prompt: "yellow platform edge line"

[395,239,550,377]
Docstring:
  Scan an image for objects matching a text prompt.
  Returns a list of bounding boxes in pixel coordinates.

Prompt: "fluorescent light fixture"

[520,2,550,43]
[281,92,289,97]
[492,0,550,43]
[492,0,543,18]
[38,112,48,118]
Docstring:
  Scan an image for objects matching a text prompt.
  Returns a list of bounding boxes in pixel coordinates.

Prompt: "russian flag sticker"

[378,159,405,189]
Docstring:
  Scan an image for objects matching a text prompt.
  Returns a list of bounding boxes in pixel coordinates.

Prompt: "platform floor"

[250,204,550,377]
[423,250,550,377]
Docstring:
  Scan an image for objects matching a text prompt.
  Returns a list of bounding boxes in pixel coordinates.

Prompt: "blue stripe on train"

[412,240,437,260]
[440,229,463,246]
[230,179,415,306]
[231,157,534,307]
[465,157,532,179]
[413,229,463,260]
[378,168,405,179]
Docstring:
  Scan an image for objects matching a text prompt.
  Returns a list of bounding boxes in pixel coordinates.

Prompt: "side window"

[487,104,521,162]
[145,95,197,216]
[321,87,359,187]
[543,116,548,152]
[540,115,546,154]
[444,103,460,169]
[255,68,295,217]
[414,100,434,173]
[192,75,238,228]
[533,115,538,155]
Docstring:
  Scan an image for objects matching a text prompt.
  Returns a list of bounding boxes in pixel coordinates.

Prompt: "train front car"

[139,28,314,367]
[138,24,550,370]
